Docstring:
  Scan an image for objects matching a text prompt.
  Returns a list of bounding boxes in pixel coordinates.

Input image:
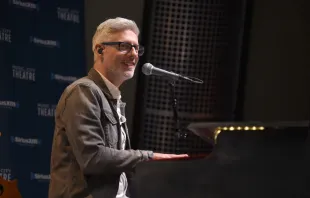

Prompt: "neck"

[106,72,123,88]
[93,63,123,88]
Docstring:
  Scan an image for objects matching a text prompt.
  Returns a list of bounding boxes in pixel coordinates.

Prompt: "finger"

[171,154,189,157]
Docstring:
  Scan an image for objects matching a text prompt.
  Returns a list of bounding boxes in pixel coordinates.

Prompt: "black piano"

[131,121,310,198]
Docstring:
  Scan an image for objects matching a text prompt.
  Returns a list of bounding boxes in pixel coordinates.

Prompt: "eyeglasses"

[102,42,144,56]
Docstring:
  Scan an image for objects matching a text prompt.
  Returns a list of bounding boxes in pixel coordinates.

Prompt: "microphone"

[142,63,203,84]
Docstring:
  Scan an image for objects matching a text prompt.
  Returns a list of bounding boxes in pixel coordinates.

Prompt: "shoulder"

[58,76,107,105]
[66,77,102,96]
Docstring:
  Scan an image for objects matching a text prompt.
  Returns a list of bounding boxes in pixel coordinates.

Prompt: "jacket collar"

[87,68,127,115]
[87,68,114,100]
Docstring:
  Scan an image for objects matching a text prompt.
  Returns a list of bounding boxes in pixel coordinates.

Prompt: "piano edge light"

[214,126,266,142]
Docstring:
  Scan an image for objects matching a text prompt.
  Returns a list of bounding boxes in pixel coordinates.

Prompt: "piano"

[131,121,310,198]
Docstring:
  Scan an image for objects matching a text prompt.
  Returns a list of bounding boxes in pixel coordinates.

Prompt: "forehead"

[108,30,139,44]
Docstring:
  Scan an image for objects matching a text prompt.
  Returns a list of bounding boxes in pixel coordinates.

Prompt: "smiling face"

[100,29,139,86]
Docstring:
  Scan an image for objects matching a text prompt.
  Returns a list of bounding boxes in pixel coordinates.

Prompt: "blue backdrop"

[0,0,86,197]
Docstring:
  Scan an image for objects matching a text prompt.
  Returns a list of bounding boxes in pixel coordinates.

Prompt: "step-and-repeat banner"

[0,1,85,197]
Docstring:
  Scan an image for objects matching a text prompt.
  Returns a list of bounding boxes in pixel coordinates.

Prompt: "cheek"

[105,55,118,67]
[114,55,126,65]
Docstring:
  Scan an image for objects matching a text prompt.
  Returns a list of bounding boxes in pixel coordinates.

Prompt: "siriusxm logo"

[0,168,12,180]
[10,0,39,10]
[30,36,59,47]
[57,7,80,23]
[12,65,36,81]
[0,28,11,43]
[11,136,41,146]
[37,103,56,117]
[30,172,50,182]
[51,73,77,83]
[0,101,19,109]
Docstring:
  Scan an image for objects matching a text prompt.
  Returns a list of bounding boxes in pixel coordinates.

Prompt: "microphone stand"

[169,80,187,154]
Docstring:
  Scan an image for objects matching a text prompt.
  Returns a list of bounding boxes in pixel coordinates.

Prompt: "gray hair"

[92,17,140,61]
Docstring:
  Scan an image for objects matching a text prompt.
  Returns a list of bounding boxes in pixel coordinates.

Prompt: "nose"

[128,46,139,57]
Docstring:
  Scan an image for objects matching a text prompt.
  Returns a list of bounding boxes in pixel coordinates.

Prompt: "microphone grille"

[142,63,153,75]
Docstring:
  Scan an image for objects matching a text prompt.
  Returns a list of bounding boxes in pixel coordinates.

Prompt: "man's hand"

[152,153,189,160]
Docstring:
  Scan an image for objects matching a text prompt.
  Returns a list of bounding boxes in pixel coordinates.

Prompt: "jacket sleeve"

[61,84,153,175]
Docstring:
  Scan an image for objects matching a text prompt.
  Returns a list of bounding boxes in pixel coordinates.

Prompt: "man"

[48,17,187,198]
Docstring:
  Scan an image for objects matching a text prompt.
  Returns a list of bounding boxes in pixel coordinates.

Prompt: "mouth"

[122,62,136,69]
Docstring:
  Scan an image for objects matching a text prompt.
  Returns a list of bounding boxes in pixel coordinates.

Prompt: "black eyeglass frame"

[101,42,144,56]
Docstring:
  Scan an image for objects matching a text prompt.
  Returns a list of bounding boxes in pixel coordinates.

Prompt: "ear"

[97,48,103,54]
[95,44,105,55]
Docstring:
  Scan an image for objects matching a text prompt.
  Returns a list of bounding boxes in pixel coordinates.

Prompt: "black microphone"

[141,63,203,84]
